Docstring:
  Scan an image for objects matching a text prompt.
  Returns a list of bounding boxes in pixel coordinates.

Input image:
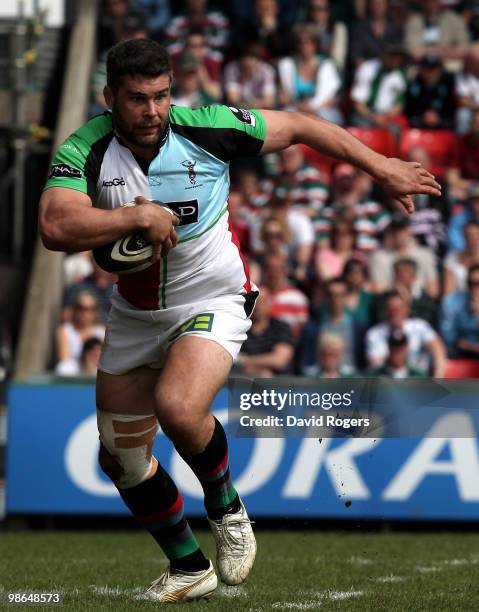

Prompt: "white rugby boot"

[207,498,256,585]
[144,561,217,602]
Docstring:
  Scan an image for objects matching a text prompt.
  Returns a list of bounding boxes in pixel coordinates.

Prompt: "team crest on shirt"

[181,159,197,185]
[228,106,256,127]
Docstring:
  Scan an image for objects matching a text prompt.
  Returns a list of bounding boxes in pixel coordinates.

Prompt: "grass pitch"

[1,529,479,611]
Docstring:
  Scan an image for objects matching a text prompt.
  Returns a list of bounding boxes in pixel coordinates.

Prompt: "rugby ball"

[93,201,153,274]
[93,230,153,274]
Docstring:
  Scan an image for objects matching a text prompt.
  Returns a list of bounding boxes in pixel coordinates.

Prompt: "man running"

[39,39,441,602]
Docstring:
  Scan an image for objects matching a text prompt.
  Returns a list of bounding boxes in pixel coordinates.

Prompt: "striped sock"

[179,418,240,520]
[118,462,209,572]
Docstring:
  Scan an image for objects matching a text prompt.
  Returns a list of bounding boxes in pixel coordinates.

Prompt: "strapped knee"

[97,410,159,489]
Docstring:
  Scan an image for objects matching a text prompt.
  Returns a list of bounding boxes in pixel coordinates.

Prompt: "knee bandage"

[97,410,159,489]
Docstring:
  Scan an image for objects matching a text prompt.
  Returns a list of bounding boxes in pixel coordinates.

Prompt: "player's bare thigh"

[96,366,160,415]
[155,335,232,454]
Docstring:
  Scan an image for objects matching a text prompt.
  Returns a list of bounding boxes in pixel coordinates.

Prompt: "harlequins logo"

[181,159,197,185]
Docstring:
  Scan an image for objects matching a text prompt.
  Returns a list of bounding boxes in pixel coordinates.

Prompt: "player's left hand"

[377,158,442,214]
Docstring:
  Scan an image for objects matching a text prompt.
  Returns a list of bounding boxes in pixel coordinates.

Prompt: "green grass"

[1,530,479,611]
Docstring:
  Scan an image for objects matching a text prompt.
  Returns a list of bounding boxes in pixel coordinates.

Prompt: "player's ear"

[104,85,114,108]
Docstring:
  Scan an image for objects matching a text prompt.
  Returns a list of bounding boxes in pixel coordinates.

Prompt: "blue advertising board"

[6,382,479,520]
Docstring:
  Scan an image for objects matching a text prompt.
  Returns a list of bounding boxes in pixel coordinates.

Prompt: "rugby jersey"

[45,105,266,309]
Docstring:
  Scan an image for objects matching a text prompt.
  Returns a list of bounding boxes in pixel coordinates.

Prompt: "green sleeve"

[169,104,267,162]
[44,113,113,195]
[44,133,89,193]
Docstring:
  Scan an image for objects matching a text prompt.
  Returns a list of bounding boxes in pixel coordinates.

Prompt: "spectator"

[235,287,294,377]
[164,0,229,51]
[251,189,316,284]
[405,0,470,72]
[91,11,149,116]
[369,215,440,299]
[249,215,290,284]
[298,277,358,375]
[170,27,222,101]
[447,184,479,251]
[315,219,360,283]
[462,0,479,41]
[314,163,390,252]
[449,112,479,200]
[405,147,448,257]
[231,0,292,60]
[171,52,217,107]
[262,253,310,338]
[343,257,374,330]
[303,333,351,378]
[80,337,103,376]
[351,43,407,129]
[456,44,479,133]
[266,145,329,218]
[350,0,403,66]
[440,263,479,357]
[384,257,437,324]
[278,23,343,124]
[444,221,479,294]
[404,54,456,129]
[224,43,277,109]
[97,0,132,54]
[305,0,349,71]
[366,290,446,375]
[55,292,105,376]
[134,0,171,40]
[368,329,427,377]
[64,252,94,287]
[63,254,115,324]
[235,168,271,211]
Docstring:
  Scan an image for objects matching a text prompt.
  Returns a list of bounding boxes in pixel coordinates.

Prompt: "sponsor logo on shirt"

[228,106,256,127]
[48,164,82,180]
[102,177,126,187]
[157,199,199,226]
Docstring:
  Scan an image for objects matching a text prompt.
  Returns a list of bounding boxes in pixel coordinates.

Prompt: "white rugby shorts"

[98,288,258,375]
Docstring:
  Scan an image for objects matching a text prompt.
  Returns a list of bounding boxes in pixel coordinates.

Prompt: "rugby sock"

[178,417,240,521]
[119,463,209,572]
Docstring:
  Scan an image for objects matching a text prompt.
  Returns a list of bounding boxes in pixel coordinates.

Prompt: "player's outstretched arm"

[259,110,442,214]
[39,188,178,258]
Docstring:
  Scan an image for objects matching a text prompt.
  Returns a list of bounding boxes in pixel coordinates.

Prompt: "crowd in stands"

[56,0,479,378]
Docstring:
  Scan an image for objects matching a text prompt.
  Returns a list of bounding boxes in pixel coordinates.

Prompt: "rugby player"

[39,39,441,602]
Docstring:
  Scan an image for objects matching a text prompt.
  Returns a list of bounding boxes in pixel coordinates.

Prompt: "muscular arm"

[259,110,441,213]
[39,187,178,256]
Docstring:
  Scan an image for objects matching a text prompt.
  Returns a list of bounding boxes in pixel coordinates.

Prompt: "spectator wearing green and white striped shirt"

[313,163,390,252]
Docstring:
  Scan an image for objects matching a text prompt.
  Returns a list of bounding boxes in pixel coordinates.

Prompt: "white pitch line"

[89,585,144,596]
[218,585,246,598]
[272,602,322,610]
[374,575,406,583]
[415,565,441,573]
[348,556,374,565]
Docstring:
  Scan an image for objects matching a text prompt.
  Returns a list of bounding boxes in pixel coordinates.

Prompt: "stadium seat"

[346,127,397,158]
[299,144,335,179]
[398,129,459,180]
[443,359,479,379]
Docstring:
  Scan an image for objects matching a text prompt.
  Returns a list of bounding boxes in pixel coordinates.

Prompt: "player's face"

[106,73,171,152]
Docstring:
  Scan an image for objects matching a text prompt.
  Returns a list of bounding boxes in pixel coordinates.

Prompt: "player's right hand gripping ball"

[93,202,153,274]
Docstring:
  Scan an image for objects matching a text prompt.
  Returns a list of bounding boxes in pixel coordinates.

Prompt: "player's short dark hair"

[107,39,172,90]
